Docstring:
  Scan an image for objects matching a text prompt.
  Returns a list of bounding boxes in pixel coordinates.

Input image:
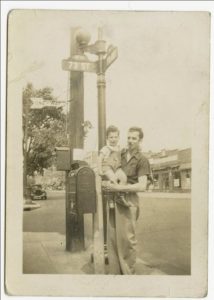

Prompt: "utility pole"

[65,28,85,251]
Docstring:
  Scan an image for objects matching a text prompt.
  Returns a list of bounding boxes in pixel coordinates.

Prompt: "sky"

[7,10,210,152]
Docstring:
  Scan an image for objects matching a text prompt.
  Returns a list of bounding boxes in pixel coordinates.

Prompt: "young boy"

[98,125,127,208]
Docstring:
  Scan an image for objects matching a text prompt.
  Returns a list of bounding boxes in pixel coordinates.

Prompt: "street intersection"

[23,190,191,275]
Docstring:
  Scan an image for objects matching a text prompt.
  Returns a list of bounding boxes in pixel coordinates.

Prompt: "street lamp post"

[96,28,107,150]
[62,27,118,272]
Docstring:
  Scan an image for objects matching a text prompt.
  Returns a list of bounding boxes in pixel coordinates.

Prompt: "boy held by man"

[98,125,127,208]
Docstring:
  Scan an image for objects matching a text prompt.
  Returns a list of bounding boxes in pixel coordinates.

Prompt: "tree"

[23,83,68,199]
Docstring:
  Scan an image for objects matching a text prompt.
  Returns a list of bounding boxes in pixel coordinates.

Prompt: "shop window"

[153,174,159,188]
[173,171,181,188]
[185,170,191,187]
[186,171,191,178]
[162,173,170,190]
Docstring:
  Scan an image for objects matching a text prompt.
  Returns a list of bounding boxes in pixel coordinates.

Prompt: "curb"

[24,202,41,211]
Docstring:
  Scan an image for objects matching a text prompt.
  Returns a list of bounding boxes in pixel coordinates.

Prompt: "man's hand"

[108,183,122,192]
[102,175,148,193]
[102,183,125,192]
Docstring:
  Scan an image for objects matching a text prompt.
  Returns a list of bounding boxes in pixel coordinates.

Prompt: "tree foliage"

[23,83,68,176]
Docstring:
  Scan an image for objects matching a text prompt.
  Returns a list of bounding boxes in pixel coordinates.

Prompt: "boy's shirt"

[100,144,120,157]
[100,144,121,172]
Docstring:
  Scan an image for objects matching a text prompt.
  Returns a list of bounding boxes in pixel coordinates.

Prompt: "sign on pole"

[62,59,97,73]
[62,47,118,74]
[104,47,118,70]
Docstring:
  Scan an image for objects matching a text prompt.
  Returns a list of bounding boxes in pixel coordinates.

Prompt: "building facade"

[145,148,191,192]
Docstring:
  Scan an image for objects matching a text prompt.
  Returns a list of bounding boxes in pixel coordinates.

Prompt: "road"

[23,191,66,234]
[23,190,191,275]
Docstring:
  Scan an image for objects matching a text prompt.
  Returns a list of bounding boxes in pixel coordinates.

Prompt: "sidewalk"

[23,232,166,275]
[23,202,41,211]
[23,196,41,211]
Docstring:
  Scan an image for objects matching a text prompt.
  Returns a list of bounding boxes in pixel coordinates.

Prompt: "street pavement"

[23,190,191,275]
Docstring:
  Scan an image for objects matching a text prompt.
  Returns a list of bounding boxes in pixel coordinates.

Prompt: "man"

[104,127,151,274]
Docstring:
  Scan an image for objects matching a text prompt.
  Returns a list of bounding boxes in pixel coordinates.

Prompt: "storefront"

[148,148,191,192]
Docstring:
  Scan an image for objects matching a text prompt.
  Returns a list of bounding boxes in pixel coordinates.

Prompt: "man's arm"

[106,175,148,193]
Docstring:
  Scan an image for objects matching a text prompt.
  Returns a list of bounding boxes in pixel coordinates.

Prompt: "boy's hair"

[128,127,144,140]
[106,125,120,137]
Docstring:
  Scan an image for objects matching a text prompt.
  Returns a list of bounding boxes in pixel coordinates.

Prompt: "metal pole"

[97,28,106,150]
[95,28,108,265]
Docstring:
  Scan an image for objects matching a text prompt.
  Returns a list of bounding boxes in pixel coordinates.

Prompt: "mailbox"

[67,166,96,214]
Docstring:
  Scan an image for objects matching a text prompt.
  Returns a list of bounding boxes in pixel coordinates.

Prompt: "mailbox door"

[76,167,96,214]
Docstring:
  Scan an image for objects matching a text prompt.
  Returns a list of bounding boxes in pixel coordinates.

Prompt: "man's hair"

[128,127,144,140]
[106,125,120,137]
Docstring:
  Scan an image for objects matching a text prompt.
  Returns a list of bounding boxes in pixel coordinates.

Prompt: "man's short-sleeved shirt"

[121,148,151,184]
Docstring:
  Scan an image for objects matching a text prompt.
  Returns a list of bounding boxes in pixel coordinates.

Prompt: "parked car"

[30,184,47,200]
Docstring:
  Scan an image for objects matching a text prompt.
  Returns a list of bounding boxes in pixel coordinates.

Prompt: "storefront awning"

[179,163,191,170]
[151,162,180,171]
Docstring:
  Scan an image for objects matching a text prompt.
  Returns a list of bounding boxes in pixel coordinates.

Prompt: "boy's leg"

[114,168,129,206]
[104,169,117,208]
[104,169,117,183]
[115,168,127,184]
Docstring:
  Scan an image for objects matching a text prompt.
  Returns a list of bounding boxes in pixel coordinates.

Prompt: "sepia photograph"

[4,5,210,298]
